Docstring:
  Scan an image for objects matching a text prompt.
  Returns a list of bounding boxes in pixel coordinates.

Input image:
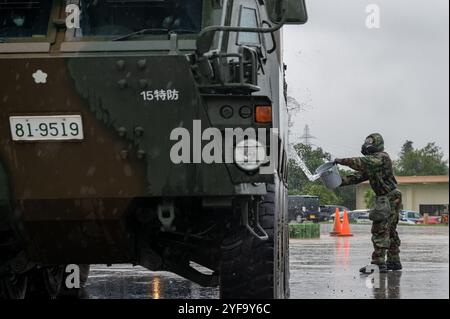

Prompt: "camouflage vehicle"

[0,0,307,299]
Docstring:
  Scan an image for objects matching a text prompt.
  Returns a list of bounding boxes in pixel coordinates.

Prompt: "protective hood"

[361,133,385,155]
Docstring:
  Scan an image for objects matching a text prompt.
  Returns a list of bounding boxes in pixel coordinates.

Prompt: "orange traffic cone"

[338,210,354,237]
[330,208,342,236]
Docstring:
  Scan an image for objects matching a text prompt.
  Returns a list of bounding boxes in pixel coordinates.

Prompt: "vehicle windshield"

[77,0,203,37]
[289,197,319,210]
[0,0,52,39]
[303,198,319,208]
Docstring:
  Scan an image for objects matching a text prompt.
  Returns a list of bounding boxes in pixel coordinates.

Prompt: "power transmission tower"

[300,125,316,146]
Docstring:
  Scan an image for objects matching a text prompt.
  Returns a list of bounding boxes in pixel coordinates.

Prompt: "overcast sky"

[284,0,449,161]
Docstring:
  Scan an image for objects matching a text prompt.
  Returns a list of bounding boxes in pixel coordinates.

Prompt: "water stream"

[289,146,322,182]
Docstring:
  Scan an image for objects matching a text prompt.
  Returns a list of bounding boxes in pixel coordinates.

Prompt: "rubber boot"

[387,261,403,271]
[360,263,387,274]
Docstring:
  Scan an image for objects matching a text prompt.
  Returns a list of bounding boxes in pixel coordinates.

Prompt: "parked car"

[328,206,351,222]
[417,216,442,225]
[322,205,349,216]
[442,213,449,225]
[314,207,332,222]
[350,209,371,223]
[319,205,332,220]
[400,210,422,224]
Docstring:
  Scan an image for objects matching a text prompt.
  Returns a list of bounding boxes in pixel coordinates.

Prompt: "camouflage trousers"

[371,192,402,265]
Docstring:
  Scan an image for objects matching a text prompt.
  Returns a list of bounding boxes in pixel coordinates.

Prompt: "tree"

[288,143,331,195]
[395,141,449,176]
[288,143,347,206]
[364,189,376,209]
[302,184,342,205]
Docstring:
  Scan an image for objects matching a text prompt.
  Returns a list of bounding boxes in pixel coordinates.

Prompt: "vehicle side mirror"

[266,0,308,25]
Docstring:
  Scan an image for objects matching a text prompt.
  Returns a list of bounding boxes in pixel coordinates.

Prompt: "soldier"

[335,133,403,273]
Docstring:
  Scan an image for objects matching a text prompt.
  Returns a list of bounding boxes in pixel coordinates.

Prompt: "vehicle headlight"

[234,139,267,172]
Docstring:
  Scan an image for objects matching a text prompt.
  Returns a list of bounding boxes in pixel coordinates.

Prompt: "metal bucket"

[315,162,342,190]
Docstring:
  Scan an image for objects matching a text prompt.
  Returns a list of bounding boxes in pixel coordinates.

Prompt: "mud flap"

[0,161,15,263]
[0,160,10,225]
[220,181,289,299]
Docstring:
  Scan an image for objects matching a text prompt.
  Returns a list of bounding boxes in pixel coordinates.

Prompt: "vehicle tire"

[220,186,288,299]
[0,230,16,265]
[0,273,27,299]
[57,264,90,299]
[25,266,65,299]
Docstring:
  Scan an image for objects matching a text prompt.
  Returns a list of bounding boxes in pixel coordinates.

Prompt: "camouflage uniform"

[336,134,402,267]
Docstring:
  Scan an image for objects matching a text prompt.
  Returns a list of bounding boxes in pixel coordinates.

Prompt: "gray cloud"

[285,0,449,160]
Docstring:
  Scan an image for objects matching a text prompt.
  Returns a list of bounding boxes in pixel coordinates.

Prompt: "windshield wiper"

[112,28,196,41]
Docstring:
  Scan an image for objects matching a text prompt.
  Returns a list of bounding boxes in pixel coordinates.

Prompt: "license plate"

[9,115,84,141]
[310,215,316,219]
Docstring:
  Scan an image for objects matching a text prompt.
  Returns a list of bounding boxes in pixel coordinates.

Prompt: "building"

[356,176,449,215]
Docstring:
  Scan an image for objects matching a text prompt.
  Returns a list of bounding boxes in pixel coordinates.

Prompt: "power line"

[299,125,316,146]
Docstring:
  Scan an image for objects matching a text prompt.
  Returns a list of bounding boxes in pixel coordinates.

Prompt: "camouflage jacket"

[338,152,398,196]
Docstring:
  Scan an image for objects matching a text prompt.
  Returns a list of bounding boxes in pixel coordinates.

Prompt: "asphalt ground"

[85,224,449,299]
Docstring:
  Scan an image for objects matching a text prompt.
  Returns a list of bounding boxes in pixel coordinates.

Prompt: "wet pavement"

[85,224,449,299]
[290,224,449,299]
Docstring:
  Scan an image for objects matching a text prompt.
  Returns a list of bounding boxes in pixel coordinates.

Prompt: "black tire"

[220,187,288,299]
[0,231,16,266]
[0,273,27,299]
[25,264,90,299]
[0,209,21,267]
[25,266,65,299]
[57,264,90,299]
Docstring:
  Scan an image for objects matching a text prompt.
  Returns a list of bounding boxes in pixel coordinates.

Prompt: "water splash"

[289,146,321,182]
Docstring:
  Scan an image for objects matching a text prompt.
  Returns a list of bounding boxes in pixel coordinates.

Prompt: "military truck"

[0,0,307,299]
[288,195,320,223]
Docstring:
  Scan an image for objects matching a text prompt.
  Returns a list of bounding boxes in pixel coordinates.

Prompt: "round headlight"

[220,105,234,119]
[234,139,267,172]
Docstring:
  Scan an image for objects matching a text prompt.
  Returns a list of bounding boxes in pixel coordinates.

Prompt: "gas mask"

[361,136,378,156]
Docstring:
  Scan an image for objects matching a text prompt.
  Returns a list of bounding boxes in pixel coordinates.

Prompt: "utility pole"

[300,125,316,146]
